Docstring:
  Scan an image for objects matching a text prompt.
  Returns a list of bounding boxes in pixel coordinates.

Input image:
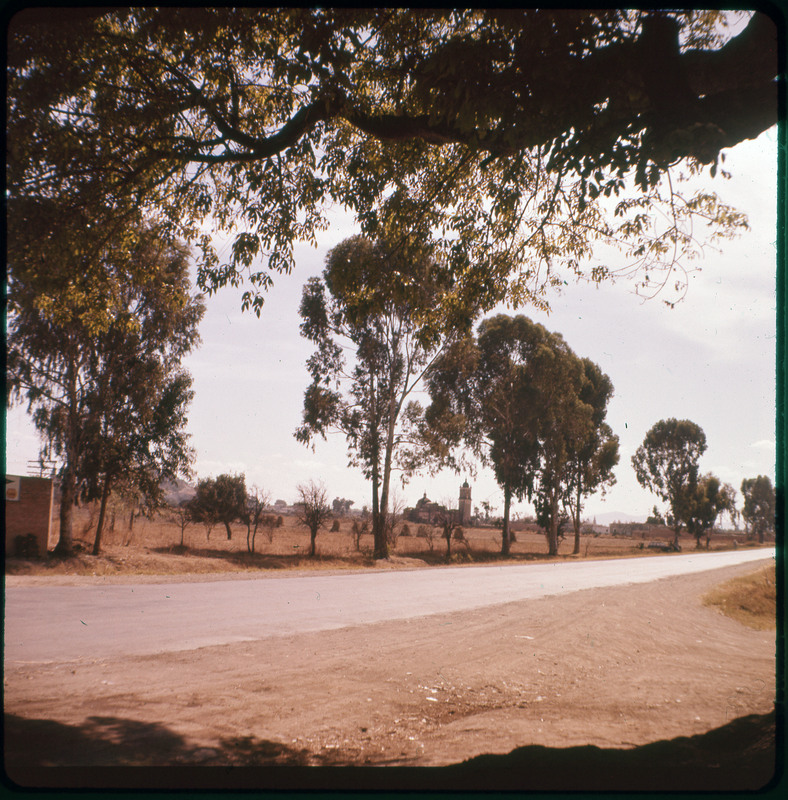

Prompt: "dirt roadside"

[4,559,778,791]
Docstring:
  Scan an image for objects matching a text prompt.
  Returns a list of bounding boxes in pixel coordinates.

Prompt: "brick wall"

[5,475,54,558]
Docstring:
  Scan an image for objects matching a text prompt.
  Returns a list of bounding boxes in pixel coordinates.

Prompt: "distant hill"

[162,479,196,506]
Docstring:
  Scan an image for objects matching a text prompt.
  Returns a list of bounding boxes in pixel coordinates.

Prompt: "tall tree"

[81,365,195,556]
[189,474,248,541]
[296,235,474,559]
[682,474,737,549]
[631,418,707,549]
[740,475,776,543]
[428,314,617,556]
[528,336,600,556]
[427,315,563,555]
[8,9,771,317]
[7,220,204,554]
[565,359,620,554]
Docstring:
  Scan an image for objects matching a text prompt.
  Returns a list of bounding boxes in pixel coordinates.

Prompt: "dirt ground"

[4,557,777,792]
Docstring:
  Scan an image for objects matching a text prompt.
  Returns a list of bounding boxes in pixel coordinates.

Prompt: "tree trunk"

[374,385,399,561]
[224,521,232,540]
[371,464,387,559]
[368,372,389,560]
[572,479,582,555]
[310,528,317,556]
[501,487,511,555]
[54,360,81,556]
[92,473,113,556]
[672,526,681,549]
[54,465,76,556]
[547,491,560,556]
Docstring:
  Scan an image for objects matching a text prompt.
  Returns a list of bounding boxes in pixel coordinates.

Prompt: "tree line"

[173,473,331,557]
[297,235,775,559]
[7,225,775,558]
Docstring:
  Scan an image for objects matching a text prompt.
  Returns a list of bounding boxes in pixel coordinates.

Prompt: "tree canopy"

[562,358,620,554]
[7,221,204,554]
[631,418,707,548]
[740,475,776,543]
[296,235,471,559]
[8,9,774,317]
[189,473,248,541]
[426,314,617,555]
[682,473,737,549]
[295,480,332,557]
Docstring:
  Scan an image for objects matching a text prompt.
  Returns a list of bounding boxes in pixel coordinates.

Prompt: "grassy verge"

[703,565,776,630]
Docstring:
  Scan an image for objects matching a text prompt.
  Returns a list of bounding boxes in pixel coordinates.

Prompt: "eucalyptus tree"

[427,315,618,556]
[527,335,603,556]
[79,351,196,556]
[683,474,737,549]
[564,359,620,554]
[632,418,707,549]
[426,316,553,555]
[296,235,474,559]
[7,220,204,554]
[740,475,776,543]
[8,9,773,319]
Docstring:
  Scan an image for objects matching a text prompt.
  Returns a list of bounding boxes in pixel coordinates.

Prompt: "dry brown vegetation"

[703,564,777,630]
[6,503,762,578]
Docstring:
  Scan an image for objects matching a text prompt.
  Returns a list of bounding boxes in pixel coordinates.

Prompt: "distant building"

[405,482,475,526]
[458,480,472,525]
[581,523,608,536]
[406,494,446,525]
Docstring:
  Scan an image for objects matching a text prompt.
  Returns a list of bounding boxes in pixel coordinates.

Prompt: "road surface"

[4,549,774,665]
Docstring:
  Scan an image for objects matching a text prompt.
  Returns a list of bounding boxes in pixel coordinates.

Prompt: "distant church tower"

[458,480,472,525]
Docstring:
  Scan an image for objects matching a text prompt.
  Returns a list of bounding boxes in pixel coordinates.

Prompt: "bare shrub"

[330,519,341,532]
[417,525,435,551]
[169,503,194,547]
[385,490,405,550]
[260,515,279,544]
[400,523,411,537]
[295,480,331,556]
[243,485,270,554]
[352,520,369,551]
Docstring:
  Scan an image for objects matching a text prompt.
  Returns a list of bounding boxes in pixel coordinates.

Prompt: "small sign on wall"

[6,475,21,501]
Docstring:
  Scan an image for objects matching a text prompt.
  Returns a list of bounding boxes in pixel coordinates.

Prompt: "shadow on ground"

[4,710,778,791]
[150,545,377,571]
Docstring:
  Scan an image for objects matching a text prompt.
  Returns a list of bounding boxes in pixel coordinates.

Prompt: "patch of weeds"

[703,565,776,630]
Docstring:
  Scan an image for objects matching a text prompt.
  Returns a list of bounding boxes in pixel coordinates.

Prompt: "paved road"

[4,549,774,665]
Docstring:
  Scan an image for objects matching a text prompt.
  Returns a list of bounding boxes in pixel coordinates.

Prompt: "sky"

[5,128,778,524]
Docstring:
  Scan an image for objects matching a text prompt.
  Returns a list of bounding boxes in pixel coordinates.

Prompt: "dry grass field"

[6,501,761,578]
[703,564,777,630]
